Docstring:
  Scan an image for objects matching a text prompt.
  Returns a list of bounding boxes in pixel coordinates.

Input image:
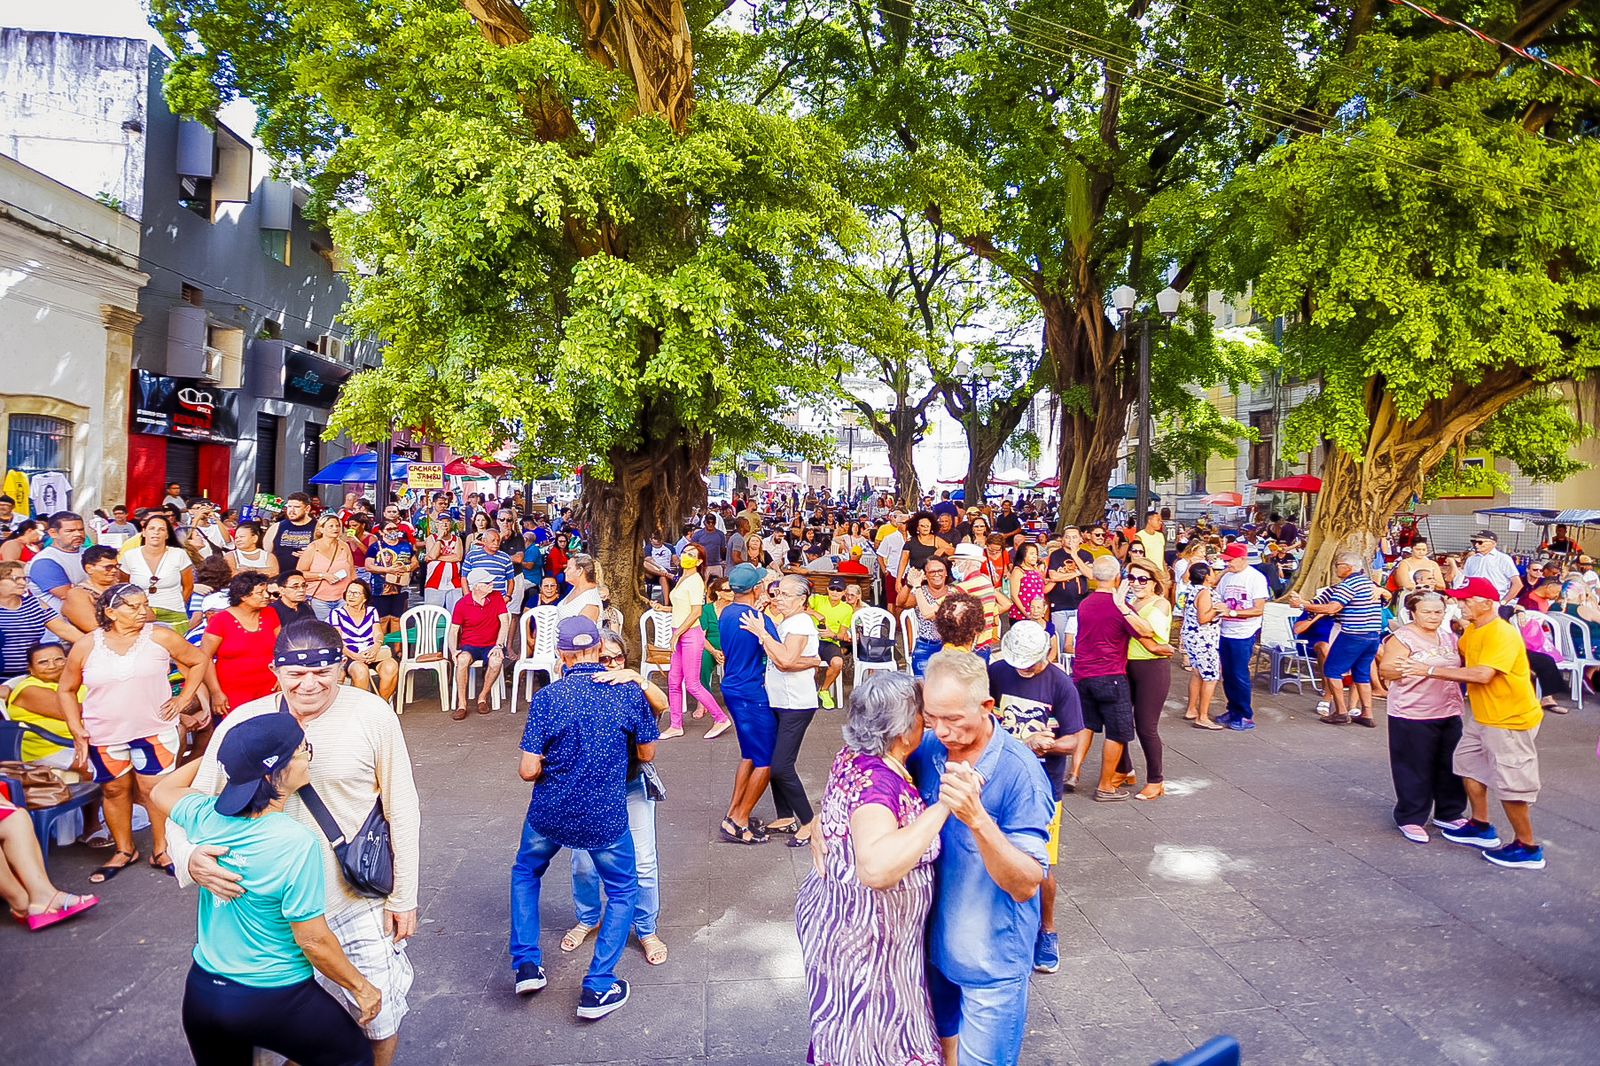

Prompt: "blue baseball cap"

[557,614,601,652]
[215,713,306,817]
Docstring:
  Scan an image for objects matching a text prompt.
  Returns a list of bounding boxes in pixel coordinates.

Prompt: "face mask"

[681,555,700,569]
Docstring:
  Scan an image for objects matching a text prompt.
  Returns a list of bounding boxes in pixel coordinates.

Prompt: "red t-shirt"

[452,592,508,647]
[207,608,282,711]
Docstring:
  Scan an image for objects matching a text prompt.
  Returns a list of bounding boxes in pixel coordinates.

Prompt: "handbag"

[297,785,395,899]
[0,761,73,808]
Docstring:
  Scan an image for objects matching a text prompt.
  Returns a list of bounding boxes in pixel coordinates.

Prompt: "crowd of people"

[0,477,1587,1064]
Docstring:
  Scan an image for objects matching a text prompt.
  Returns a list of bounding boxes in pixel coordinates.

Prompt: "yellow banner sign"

[408,463,444,490]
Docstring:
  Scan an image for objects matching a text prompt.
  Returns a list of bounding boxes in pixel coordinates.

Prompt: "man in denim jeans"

[510,616,659,1020]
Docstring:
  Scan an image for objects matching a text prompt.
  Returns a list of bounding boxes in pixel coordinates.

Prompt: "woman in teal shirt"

[152,713,380,1066]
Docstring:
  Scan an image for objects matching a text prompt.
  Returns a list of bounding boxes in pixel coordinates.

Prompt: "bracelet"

[1426,666,1434,678]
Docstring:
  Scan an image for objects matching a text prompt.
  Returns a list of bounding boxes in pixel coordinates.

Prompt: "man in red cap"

[1399,577,1545,869]
[1214,542,1269,730]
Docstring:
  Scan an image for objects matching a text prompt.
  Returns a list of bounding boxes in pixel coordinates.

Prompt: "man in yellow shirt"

[807,578,855,709]
[1402,578,1545,869]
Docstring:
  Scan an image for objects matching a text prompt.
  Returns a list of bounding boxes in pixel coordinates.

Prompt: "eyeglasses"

[300,741,314,760]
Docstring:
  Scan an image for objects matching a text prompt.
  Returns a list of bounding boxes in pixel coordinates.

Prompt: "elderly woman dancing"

[796,672,949,1066]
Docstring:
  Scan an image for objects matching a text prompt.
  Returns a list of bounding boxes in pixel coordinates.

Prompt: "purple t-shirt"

[1072,590,1137,679]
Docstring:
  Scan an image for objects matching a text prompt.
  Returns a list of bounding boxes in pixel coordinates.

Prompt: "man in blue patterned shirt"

[463,529,517,600]
[510,615,659,1021]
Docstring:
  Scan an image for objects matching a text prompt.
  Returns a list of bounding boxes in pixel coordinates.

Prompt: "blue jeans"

[509,815,637,995]
[572,776,658,937]
[1219,634,1257,719]
[927,964,1030,1066]
[911,637,943,678]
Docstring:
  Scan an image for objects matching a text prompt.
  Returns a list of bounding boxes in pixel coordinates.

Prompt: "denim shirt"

[908,721,1054,986]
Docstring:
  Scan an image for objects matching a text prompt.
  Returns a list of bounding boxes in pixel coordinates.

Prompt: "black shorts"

[373,592,408,620]
[818,640,847,664]
[1077,674,1135,743]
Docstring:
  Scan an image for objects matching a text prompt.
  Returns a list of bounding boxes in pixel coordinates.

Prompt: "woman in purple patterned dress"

[796,672,949,1066]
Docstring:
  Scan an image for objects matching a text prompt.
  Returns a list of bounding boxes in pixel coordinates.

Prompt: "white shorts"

[316,901,414,1041]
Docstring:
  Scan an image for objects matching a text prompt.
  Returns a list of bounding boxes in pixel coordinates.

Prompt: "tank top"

[330,605,379,653]
[80,626,174,745]
[303,542,355,603]
[271,518,317,574]
[1385,627,1466,721]
[229,547,274,572]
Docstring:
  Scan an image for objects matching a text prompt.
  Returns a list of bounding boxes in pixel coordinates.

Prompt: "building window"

[1248,411,1277,481]
[6,415,73,476]
[181,283,204,307]
[261,229,292,265]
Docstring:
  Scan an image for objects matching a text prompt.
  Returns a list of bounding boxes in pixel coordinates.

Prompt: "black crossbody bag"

[298,785,395,899]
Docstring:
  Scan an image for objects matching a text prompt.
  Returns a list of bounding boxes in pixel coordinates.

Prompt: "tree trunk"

[884,429,920,508]
[963,428,1005,506]
[578,422,711,657]
[1041,290,1130,528]
[1294,447,1401,593]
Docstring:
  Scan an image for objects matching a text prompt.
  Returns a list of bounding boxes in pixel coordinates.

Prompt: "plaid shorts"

[315,901,414,1040]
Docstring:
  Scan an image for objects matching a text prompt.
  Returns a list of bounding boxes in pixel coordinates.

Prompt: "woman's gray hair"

[841,672,923,756]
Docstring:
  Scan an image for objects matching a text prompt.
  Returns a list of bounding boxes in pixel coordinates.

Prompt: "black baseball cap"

[215,713,306,817]
[828,577,846,591]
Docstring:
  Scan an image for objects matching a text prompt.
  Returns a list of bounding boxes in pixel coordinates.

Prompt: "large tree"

[1198,0,1600,587]
[753,0,1291,524]
[154,0,855,628]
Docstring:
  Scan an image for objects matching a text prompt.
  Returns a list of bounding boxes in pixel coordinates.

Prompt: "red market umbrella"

[443,456,514,478]
[442,457,485,477]
[470,457,513,478]
[1036,476,1060,489]
[1256,475,1322,494]
[1201,491,1244,507]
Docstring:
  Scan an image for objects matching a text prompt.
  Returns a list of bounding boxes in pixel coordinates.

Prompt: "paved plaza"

[10,677,1600,1066]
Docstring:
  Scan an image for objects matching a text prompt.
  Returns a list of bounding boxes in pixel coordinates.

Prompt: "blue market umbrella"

[308,453,410,484]
[1107,483,1159,502]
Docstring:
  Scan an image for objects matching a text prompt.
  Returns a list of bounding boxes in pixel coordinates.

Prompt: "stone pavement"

[9,675,1600,1066]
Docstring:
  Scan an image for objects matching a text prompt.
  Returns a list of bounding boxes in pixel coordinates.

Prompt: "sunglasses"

[600,653,625,667]
[1127,575,1153,585]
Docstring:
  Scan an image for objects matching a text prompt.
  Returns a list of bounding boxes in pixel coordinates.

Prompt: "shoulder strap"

[297,783,346,845]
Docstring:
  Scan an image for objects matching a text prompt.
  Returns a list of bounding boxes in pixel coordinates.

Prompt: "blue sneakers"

[514,963,547,995]
[1225,717,1255,731]
[1484,841,1546,870]
[1440,819,1502,849]
[1034,930,1061,974]
[577,979,630,1020]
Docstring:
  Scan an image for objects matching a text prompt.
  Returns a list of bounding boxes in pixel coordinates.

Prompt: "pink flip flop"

[26,892,99,932]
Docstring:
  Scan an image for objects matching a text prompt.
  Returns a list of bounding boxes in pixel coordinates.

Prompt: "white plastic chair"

[512,605,562,711]
[396,605,450,714]
[851,606,899,686]
[640,610,674,689]
[1553,614,1599,709]
[899,606,918,667]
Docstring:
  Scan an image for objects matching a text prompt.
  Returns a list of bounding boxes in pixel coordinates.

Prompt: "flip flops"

[25,891,99,931]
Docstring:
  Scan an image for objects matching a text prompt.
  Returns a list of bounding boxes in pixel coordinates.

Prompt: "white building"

[0,152,147,515]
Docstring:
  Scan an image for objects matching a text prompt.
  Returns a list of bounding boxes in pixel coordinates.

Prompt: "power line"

[918,0,1579,217]
[923,0,1576,209]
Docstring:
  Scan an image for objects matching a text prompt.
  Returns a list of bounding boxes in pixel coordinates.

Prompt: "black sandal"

[150,851,176,877]
[787,835,813,849]
[719,818,768,846]
[763,819,800,836]
[89,850,140,884]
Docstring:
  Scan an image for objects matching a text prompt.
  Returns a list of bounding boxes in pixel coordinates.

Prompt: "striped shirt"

[0,592,56,676]
[463,547,516,593]
[1329,573,1384,635]
[329,605,380,652]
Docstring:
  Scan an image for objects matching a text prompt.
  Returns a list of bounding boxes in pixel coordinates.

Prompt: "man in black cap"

[510,615,659,1020]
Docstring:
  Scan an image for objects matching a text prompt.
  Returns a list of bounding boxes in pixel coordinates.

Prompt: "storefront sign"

[132,370,241,443]
[283,349,351,409]
[408,463,443,490]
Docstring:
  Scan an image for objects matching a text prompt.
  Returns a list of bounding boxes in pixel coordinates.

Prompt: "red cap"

[1444,577,1500,601]
[1222,543,1248,559]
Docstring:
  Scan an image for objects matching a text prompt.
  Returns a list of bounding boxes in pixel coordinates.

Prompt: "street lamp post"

[1111,285,1181,528]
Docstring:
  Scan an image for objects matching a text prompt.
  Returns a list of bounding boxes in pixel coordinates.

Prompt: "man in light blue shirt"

[908,650,1053,1066]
